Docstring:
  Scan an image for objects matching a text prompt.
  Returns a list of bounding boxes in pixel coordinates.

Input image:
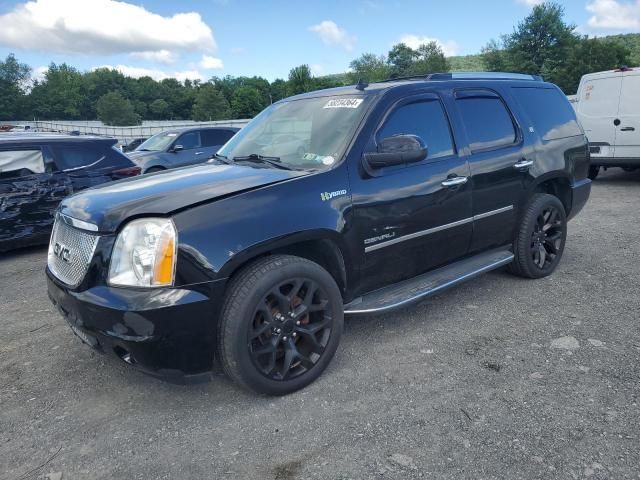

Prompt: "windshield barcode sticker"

[323,98,363,109]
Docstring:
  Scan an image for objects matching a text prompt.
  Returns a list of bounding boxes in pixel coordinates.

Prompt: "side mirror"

[363,134,427,169]
[171,144,184,153]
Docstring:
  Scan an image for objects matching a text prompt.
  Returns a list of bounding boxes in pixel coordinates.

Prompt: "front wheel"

[509,193,567,279]
[218,255,343,395]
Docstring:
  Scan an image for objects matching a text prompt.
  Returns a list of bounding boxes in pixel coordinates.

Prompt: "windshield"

[218,95,370,170]
[136,131,179,152]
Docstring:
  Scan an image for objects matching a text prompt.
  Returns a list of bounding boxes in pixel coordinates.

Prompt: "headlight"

[108,218,177,287]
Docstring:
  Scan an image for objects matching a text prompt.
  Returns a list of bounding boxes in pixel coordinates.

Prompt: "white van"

[574,67,640,179]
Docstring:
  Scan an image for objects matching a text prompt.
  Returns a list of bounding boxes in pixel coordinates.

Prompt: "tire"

[509,193,567,279]
[217,255,343,395]
[145,166,165,174]
[588,165,599,180]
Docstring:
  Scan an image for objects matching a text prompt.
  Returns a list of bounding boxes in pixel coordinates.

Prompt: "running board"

[344,248,514,315]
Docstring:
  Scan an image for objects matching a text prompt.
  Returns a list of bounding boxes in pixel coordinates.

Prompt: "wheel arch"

[217,230,350,297]
[529,173,573,216]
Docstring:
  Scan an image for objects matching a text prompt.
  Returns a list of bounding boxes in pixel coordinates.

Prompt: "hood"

[60,163,304,232]
[126,150,157,163]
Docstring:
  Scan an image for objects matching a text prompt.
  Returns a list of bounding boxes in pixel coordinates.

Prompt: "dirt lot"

[1,168,639,480]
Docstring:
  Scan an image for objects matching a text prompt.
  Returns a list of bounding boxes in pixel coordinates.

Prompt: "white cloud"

[130,50,177,64]
[585,0,640,31]
[96,65,204,82]
[199,55,224,70]
[310,64,325,76]
[32,65,47,82]
[309,20,355,51]
[0,0,216,54]
[516,0,544,6]
[398,35,459,57]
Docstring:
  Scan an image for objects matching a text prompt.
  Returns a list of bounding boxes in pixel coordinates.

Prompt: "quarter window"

[456,95,517,151]
[0,149,45,178]
[51,144,108,170]
[378,100,454,160]
[511,87,582,140]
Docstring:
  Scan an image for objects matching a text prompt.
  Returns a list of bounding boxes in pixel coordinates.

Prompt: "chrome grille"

[48,215,100,287]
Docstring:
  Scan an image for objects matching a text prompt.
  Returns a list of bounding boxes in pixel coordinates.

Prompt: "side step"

[344,248,514,315]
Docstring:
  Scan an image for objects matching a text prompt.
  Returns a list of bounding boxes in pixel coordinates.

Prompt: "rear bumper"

[46,269,226,383]
[568,178,591,221]
[590,157,640,168]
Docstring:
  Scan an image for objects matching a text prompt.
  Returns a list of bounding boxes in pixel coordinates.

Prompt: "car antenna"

[355,78,369,91]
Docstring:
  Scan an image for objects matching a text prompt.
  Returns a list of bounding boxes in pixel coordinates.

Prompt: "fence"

[12,119,251,145]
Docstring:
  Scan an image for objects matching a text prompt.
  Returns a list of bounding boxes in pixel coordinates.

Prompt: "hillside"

[605,33,640,66]
[449,54,485,72]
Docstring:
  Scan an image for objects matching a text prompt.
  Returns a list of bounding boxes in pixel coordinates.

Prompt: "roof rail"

[381,72,544,83]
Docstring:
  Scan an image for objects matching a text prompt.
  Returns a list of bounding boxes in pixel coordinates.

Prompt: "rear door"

[576,74,622,160]
[0,146,72,245]
[615,72,640,160]
[452,88,527,253]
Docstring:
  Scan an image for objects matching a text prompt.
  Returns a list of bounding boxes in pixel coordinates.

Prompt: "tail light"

[112,166,141,177]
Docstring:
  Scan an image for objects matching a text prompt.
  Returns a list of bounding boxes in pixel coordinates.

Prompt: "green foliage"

[288,64,313,95]
[231,86,264,118]
[349,53,391,83]
[448,54,484,72]
[192,84,231,121]
[413,42,450,75]
[149,98,170,119]
[96,91,141,126]
[0,53,31,120]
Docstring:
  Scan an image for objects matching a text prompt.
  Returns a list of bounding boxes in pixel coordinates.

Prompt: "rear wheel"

[588,166,600,180]
[509,194,567,279]
[218,255,343,395]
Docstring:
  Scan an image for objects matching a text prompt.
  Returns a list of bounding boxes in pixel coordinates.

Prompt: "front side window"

[456,95,517,151]
[0,149,45,178]
[218,95,371,171]
[378,99,454,160]
[176,131,200,150]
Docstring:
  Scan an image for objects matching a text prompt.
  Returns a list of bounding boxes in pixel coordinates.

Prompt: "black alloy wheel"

[530,206,564,270]
[248,278,333,381]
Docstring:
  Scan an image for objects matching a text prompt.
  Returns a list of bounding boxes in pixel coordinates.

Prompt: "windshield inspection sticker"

[323,98,363,109]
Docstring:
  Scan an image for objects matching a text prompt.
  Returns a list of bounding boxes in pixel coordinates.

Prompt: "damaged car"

[0,133,140,252]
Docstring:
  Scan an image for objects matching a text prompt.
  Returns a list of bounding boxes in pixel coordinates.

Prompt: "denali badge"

[364,232,396,245]
[320,189,347,201]
[53,242,71,263]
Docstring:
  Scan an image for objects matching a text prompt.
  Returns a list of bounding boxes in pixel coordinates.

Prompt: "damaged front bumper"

[46,269,226,384]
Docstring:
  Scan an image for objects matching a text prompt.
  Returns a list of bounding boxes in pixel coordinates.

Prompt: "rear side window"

[378,100,454,160]
[512,87,582,140]
[456,94,517,151]
[0,149,45,178]
[52,143,108,170]
[201,129,235,147]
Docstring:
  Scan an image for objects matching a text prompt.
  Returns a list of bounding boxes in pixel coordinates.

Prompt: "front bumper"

[568,178,591,221]
[46,269,226,383]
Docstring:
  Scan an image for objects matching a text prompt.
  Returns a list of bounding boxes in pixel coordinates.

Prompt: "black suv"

[46,73,591,395]
[1,134,140,252]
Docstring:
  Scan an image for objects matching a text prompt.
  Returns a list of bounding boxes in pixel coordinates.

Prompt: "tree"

[231,86,264,118]
[413,42,450,74]
[96,91,141,126]
[192,84,231,121]
[481,38,509,72]
[29,63,84,119]
[349,53,391,83]
[0,53,31,120]
[288,64,312,94]
[388,43,417,77]
[149,99,170,119]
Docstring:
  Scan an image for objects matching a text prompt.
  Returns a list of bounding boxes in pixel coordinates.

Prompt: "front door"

[350,93,473,295]
[171,130,202,167]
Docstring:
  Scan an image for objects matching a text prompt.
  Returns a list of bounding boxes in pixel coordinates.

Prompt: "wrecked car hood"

[59,163,305,232]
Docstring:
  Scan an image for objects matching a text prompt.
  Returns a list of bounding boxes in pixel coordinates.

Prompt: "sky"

[0,0,638,83]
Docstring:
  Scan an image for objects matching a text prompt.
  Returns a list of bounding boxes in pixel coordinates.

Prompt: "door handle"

[620,127,635,132]
[194,151,204,155]
[514,159,534,170]
[441,176,468,187]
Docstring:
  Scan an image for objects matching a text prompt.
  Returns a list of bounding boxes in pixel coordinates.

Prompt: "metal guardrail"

[29,119,251,144]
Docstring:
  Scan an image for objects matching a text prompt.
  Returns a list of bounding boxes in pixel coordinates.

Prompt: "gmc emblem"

[53,242,71,263]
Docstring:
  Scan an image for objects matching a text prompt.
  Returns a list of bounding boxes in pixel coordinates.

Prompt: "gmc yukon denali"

[46,73,591,395]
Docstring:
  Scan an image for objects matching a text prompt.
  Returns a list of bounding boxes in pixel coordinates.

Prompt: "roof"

[285,72,550,102]
[0,132,117,144]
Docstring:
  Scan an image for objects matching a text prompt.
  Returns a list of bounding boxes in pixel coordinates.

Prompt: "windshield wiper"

[232,153,294,170]
[212,152,233,164]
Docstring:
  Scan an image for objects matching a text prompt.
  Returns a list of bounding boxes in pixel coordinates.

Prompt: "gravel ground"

[1,168,639,480]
